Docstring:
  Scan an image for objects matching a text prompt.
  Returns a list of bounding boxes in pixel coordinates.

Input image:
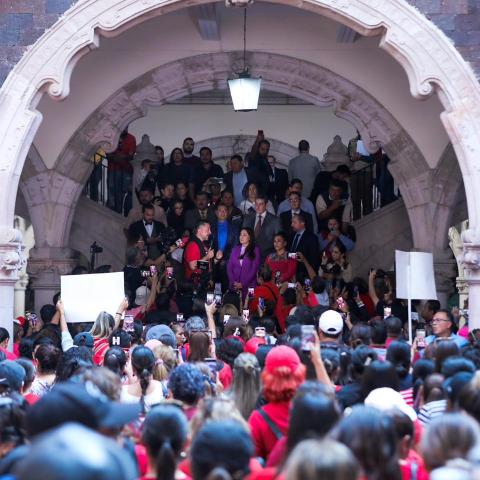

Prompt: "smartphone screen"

[336,297,346,310]
[123,315,134,333]
[258,297,265,310]
[301,325,316,351]
[248,287,254,297]
[288,283,296,289]
[255,327,266,338]
[242,309,250,323]
[383,307,392,318]
[206,292,214,305]
[214,294,222,306]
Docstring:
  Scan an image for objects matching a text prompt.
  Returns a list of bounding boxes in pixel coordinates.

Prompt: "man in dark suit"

[223,154,261,207]
[280,191,314,235]
[211,204,239,290]
[242,195,281,260]
[288,213,320,281]
[267,155,289,207]
[184,191,216,233]
[128,204,169,260]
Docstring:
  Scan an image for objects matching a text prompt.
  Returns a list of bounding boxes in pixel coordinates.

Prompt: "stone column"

[0,227,26,346]
[14,273,29,318]
[27,247,80,313]
[460,229,480,329]
[432,249,457,308]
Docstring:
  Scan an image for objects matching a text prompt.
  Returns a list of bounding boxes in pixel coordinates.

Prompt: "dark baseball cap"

[0,361,26,392]
[73,332,94,349]
[26,381,141,437]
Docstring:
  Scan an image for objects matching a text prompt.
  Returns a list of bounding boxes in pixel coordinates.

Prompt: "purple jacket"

[227,245,261,298]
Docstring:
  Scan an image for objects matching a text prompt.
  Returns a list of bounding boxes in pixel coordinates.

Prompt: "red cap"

[14,316,25,328]
[245,337,266,355]
[265,345,301,374]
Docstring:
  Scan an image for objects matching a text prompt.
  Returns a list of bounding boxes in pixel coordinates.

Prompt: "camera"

[90,241,103,254]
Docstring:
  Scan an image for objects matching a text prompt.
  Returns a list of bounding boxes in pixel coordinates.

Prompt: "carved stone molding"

[27,247,80,280]
[0,227,26,285]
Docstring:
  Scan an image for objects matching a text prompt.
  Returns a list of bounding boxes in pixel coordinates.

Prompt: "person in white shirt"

[288,140,322,198]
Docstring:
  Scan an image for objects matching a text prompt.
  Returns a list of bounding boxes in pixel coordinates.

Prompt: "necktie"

[254,215,263,238]
[291,233,300,252]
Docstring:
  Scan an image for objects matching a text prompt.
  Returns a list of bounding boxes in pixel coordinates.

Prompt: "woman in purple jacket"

[227,227,261,301]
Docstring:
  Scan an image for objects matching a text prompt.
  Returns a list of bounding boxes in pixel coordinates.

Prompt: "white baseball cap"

[318,310,344,335]
[364,387,417,421]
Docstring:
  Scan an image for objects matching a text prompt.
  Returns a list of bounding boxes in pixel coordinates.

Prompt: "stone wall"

[0,0,479,86]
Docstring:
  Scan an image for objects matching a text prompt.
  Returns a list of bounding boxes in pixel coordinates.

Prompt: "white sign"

[61,272,125,323]
[395,250,437,300]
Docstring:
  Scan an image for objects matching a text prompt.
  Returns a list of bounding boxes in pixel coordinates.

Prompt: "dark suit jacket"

[223,168,261,197]
[128,219,168,259]
[242,212,281,259]
[280,209,314,235]
[184,208,217,233]
[288,230,320,280]
[211,220,239,259]
[269,167,289,206]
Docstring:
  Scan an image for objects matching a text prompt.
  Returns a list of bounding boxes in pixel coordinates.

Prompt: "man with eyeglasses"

[424,309,468,349]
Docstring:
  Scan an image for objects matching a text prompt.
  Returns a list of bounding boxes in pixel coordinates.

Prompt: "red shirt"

[0,347,17,360]
[265,256,296,283]
[251,283,280,312]
[274,297,293,333]
[249,402,290,460]
[183,241,202,279]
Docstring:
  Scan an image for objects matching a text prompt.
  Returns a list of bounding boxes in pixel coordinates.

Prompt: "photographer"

[319,217,355,259]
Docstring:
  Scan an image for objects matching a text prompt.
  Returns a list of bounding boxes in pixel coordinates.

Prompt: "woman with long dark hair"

[139,405,188,480]
[227,227,261,301]
[121,346,164,412]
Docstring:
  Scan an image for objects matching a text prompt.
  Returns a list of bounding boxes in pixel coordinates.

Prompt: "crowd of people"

[1,132,477,480]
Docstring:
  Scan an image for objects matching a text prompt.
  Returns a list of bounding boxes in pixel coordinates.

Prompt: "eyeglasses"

[432,318,449,323]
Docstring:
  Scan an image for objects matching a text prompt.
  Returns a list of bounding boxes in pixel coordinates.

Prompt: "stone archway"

[1,0,480,330]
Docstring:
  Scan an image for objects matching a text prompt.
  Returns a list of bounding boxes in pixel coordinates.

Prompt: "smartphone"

[176,313,184,323]
[304,279,311,292]
[301,325,316,351]
[223,314,231,325]
[287,282,296,289]
[255,327,266,338]
[123,314,134,333]
[416,329,426,349]
[214,283,222,295]
[214,293,222,306]
[336,296,346,310]
[204,357,218,374]
[288,252,297,259]
[150,265,157,276]
[275,271,281,285]
[248,287,255,297]
[383,306,392,318]
[28,312,38,328]
[166,266,173,280]
[258,297,265,310]
[242,309,250,323]
[206,292,214,305]
[175,238,184,248]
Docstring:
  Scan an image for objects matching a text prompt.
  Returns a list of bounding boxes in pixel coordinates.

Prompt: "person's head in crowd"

[15,358,36,394]
[194,220,211,242]
[272,231,288,256]
[138,187,155,206]
[109,329,132,352]
[78,367,122,402]
[238,227,256,259]
[258,139,270,157]
[0,328,10,350]
[287,392,340,457]
[291,213,307,234]
[18,337,34,360]
[142,203,155,225]
[182,137,195,155]
[32,344,61,377]
[190,420,253,480]
[185,317,206,338]
[220,189,235,208]
[103,347,127,378]
[151,343,178,383]
[223,317,250,343]
[422,300,441,323]
[175,181,189,200]
[318,310,344,342]
[125,246,144,267]
[254,194,268,216]
[350,323,372,348]
[285,439,359,480]
[170,147,184,165]
[231,353,261,420]
[188,331,211,362]
[361,360,400,400]
[55,346,92,383]
[142,405,188,480]
[39,304,56,326]
[94,265,112,274]
[328,179,345,202]
[215,203,229,224]
[298,139,309,153]
[262,346,306,404]
[170,323,186,349]
[72,332,94,350]
[330,243,347,267]
[289,191,302,212]
[333,164,351,182]
[370,319,387,346]
[199,146,212,166]
[333,405,401,480]
[385,316,403,340]
[458,371,480,422]
[130,346,156,411]
[71,265,89,275]
[348,346,378,383]
[282,288,297,312]
[215,338,244,368]
[229,154,244,173]
[435,339,460,373]
[244,181,259,202]
[168,363,205,407]
[443,371,474,411]
[421,413,480,472]
[90,311,115,340]
[161,182,175,200]
[463,344,480,369]
[441,356,476,379]
[0,361,26,394]
[146,324,177,349]
[327,217,342,233]
[321,348,341,384]
[195,191,209,211]
[0,391,27,459]
[386,341,411,383]
[14,423,137,480]
[432,309,456,338]
[155,145,164,163]
[422,373,446,405]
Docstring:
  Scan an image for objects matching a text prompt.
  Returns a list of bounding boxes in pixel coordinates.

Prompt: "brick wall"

[0,0,479,86]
